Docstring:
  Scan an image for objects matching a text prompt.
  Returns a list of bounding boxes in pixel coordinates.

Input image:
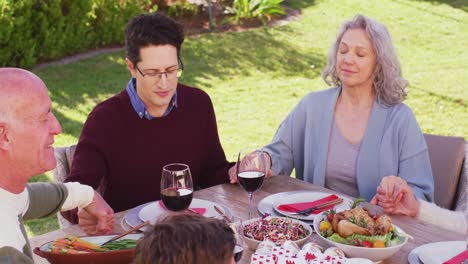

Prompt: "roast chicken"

[331,207,392,238]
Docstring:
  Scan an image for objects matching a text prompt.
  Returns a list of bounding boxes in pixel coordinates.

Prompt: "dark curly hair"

[125,12,185,66]
[134,213,236,264]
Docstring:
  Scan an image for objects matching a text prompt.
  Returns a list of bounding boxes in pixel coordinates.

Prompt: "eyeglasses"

[134,63,183,81]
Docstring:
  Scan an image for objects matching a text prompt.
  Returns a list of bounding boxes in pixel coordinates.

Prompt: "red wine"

[238,171,265,193]
[161,188,193,211]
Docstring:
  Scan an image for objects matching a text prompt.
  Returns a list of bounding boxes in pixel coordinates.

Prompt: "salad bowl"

[313,212,407,262]
[242,216,312,250]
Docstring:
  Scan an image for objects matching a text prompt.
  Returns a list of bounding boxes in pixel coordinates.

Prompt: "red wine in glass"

[161,163,193,212]
[236,150,267,219]
[238,171,265,193]
[161,188,193,211]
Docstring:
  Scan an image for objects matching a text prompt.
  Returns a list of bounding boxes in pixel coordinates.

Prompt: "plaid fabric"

[53,145,76,183]
[52,145,77,228]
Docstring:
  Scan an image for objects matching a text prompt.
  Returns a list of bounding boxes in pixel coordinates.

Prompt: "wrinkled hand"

[78,191,115,235]
[229,151,273,184]
[370,176,420,216]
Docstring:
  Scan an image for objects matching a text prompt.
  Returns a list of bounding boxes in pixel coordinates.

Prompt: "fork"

[288,198,343,216]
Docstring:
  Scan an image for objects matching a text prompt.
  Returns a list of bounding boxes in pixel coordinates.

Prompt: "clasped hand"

[370,176,420,216]
[78,191,115,235]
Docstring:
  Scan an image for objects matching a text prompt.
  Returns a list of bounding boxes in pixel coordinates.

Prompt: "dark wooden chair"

[424,134,466,210]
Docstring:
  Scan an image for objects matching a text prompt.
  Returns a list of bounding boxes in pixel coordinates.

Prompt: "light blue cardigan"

[263,87,434,202]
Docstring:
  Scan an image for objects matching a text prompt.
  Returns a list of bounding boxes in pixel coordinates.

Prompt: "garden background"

[2,0,466,236]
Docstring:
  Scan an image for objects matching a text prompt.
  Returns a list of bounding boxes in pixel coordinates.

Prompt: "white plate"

[138,198,230,225]
[256,190,306,218]
[124,202,153,229]
[272,191,352,221]
[408,241,466,264]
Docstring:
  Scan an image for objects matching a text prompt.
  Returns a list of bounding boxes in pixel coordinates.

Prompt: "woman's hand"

[229,151,272,184]
[370,176,420,216]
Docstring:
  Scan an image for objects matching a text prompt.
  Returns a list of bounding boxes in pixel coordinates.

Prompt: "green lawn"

[26,0,467,237]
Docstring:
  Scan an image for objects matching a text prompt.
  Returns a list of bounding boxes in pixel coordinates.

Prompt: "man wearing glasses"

[63,12,234,223]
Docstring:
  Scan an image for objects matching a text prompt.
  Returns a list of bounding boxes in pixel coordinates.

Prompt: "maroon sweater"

[64,84,233,222]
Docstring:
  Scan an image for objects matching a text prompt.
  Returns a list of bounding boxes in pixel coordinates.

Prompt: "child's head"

[134,213,236,264]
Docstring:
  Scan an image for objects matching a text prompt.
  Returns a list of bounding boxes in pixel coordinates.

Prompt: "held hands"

[78,191,115,235]
[229,151,273,184]
[370,176,420,216]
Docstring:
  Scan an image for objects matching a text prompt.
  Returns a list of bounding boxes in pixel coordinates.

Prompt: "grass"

[26,0,467,237]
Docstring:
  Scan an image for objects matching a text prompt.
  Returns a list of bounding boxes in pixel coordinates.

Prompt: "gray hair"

[322,14,408,106]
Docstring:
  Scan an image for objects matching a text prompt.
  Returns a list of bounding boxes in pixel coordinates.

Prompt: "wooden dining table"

[30,176,465,264]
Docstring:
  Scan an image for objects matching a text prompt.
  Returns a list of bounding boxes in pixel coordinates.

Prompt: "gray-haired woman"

[230,14,434,214]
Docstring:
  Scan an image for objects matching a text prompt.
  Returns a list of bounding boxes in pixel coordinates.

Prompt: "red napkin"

[443,250,468,264]
[158,200,206,215]
[277,194,340,214]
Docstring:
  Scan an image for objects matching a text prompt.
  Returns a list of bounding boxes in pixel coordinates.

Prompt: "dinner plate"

[272,191,352,221]
[408,240,466,264]
[120,216,145,232]
[124,201,154,230]
[138,198,232,225]
[257,191,314,223]
[120,216,131,231]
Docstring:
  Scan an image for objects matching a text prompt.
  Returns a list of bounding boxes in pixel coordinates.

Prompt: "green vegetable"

[102,239,137,251]
[328,233,349,244]
[359,217,368,228]
[386,236,402,247]
[351,197,365,209]
[327,231,405,248]
[346,232,392,244]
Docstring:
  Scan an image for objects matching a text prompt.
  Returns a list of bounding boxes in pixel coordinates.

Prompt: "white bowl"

[313,213,408,262]
[242,216,312,250]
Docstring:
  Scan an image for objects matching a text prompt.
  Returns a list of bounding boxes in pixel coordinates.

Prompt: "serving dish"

[34,234,143,264]
[242,216,312,250]
[313,213,407,262]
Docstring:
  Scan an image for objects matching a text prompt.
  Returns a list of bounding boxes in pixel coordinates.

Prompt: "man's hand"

[229,151,273,184]
[370,176,420,216]
[78,191,114,235]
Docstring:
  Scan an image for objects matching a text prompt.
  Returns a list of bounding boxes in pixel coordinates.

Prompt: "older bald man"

[0,68,114,263]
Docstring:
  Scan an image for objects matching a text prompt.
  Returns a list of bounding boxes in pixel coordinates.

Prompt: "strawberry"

[326,213,334,222]
[324,209,336,222]
[362,241,372,248]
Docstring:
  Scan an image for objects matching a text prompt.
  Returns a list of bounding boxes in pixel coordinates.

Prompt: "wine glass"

[160,163,193,212]
[236,150,267,219]
[229,216,245,263]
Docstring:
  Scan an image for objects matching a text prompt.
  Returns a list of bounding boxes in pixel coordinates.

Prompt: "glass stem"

[248,192,253,219]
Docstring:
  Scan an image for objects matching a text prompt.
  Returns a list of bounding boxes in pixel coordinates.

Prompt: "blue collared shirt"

[125,78,178,119]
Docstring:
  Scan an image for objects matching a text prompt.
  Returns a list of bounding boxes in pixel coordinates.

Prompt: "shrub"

[226,0,284,24]
[166,0,199,18]
[0,0,155,69]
